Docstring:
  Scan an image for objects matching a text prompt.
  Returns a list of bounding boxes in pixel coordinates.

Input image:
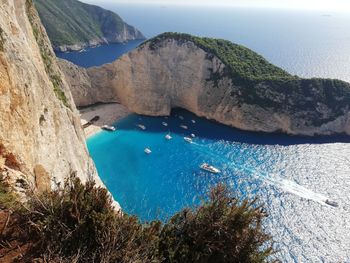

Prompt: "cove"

[87,108,350,261]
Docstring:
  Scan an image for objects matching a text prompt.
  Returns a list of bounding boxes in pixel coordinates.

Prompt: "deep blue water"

[64,4,350,261]
[56,40,144,67]
[71,3,350,82]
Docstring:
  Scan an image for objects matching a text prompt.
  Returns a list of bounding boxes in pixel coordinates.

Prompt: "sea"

[57,4,350,262]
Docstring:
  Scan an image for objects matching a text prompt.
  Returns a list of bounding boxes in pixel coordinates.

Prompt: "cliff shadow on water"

[114,108,350,146]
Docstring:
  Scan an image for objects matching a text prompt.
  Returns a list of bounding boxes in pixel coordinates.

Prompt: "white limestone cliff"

[61,39,350,136]
[0,0,101,191]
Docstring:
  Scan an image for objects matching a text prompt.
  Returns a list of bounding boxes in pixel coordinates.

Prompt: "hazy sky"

[80,0,350,11]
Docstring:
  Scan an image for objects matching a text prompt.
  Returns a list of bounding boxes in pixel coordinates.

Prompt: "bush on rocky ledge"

[0,27,5,52]
[0,175,17,210]
[3,174,277,263]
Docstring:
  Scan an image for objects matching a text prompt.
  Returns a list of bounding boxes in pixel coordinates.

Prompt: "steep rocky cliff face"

[62,33,350,136]
[0,0,99,191]
[34,0,145,52]
[58,58,119,106]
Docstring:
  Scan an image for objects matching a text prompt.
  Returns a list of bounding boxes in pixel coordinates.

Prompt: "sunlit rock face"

[0,0,99,189]
[61,36,350,136]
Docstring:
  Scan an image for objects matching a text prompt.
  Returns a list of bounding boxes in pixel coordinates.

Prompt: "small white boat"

[162,122,168,127]
[144,148,152,154]
[180,125,188,130]
[191,120,196,124]
[190,133,196,138]
[200,163,221,174]
[179,115,184,120]
[325,199,338,207]
[184,137,193,143]
[165,134,172,140]
[137,124,146,130]
[102,125,116,132]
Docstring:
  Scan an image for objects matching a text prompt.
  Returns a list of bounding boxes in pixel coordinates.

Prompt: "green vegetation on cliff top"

[146,33,350,126]
[34,0,144,49]
[147,32,295,83]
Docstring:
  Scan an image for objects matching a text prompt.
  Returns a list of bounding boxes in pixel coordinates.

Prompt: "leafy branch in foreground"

[159,184,274,263]
[3,174,277,262]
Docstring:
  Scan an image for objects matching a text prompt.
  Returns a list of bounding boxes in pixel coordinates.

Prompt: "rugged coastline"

[34,0,145,52]
[60,33,350,136]
[1,0,349,261]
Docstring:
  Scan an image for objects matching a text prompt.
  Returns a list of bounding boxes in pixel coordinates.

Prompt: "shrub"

[158,184,274,263]
[25,0,69,108]
[0,174,17,209]
[0,26,5,52]
[145,33,350,126]
[8,174,276,262]
[21,174,161,262]
[146,32,294,83]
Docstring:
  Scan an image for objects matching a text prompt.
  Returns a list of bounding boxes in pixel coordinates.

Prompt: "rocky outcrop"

[0,0,100,190]
[62,34,350,136]
[34,0,145,52]
[58,58,119,106]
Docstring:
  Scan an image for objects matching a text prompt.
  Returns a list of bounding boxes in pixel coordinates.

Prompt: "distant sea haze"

[67,4,350,83]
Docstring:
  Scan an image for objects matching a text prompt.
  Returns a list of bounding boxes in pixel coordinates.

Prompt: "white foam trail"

[257,174,328,205]
[191,141,329,205]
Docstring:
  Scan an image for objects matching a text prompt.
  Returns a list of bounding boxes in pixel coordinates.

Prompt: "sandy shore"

[79,103,130,138]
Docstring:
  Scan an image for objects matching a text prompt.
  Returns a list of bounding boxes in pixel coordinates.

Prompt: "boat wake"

[256,174,328,205]
[191,142,331,206]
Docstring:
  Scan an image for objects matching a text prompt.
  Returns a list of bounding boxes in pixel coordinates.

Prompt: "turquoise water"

[88,109,350,262]
[62,4,350,261]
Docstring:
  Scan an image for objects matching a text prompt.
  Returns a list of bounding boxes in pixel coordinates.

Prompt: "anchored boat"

[184,137,193,143]
[200,163,221,174]
[137,124,146,130]
[144,148,152,154]
[162,122,168,127]
[179,115,184,120]
[180,125,188,129]
[325,199,339,207]
[165,134,172,140]
[102,125,116,132]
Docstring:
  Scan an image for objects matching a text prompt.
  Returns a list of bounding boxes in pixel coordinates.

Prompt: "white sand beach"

[79,103,130,138]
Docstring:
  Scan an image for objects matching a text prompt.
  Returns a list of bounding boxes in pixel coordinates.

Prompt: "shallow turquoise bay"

[87,109,350,261]
[66,8,350,260]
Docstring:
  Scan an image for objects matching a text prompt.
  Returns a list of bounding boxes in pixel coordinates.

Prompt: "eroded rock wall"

[62,38,350,136]
[0,0,99,189]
